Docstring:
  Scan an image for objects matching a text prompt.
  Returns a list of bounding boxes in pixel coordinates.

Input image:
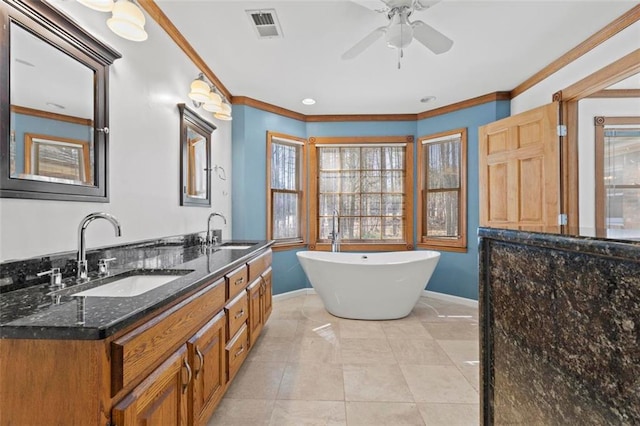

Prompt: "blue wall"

[232,101,510,299]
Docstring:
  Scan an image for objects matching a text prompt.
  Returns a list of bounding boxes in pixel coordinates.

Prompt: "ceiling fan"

[343,0,453,68]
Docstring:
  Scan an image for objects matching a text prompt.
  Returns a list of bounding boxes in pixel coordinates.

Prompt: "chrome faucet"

[77,213,122,280]
[329,209,340,252]
[206,212,227,245]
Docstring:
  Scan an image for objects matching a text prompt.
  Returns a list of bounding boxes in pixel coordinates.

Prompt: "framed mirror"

[1,0,120,201]
[179,104,216,207]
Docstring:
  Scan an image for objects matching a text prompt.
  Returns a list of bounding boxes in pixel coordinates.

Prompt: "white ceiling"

[159,1,636,115]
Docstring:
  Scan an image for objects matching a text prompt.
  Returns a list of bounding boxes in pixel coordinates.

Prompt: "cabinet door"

[188,311,227,426]
[112,345,189,426]
[262,267,273,323]
[247,278,263,348]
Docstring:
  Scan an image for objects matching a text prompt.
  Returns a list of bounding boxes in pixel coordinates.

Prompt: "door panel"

[480,102,560,231]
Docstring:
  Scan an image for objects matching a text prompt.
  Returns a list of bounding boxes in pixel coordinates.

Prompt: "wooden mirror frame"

[0,0,121,201]
[178,104,216,207]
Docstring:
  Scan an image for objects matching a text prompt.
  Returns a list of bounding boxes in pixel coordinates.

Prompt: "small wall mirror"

[1,0,120,201]
[179,104,216,207]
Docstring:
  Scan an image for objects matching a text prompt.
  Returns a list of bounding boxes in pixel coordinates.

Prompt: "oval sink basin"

[216,245,252,250]
[72,275,183,298]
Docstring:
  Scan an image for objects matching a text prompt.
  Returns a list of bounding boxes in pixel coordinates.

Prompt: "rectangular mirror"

[179,104,216,206]
[1,1,120,201]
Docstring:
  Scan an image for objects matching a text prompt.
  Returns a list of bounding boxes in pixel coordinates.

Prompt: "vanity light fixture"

[188,73,232,120]
[78,0,148,42]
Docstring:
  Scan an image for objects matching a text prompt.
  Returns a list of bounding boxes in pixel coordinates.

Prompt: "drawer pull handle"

[182,359,192,394]
[195,346,204,378]
[234,309,245,319]
[235,277,245,286]
[234,345,245,358]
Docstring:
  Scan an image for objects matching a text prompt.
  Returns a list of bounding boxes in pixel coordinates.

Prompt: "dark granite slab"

[479,228,640,425]
[0,235,273,340]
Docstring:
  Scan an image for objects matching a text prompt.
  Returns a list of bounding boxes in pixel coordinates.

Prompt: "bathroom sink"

[216,243,254,250]
[69,270,192,298]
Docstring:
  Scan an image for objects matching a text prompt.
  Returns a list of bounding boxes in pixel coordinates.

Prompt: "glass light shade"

[202,91,223,112]
[188,79,211,103]
[386,12,413,49]
[107,0,148,42]
[214,102,232,121]
[77,0,114,12]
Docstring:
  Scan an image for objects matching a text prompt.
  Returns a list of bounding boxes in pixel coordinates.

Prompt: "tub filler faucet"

[329,209,340,252]
[207,212,227,246]
[77,212,122,281]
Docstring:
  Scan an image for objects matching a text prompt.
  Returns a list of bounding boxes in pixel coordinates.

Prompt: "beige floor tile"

[268,400,347,426]
[288,337,341,364]
[301,306,340,322]
[346,402,425,425]
[381,319,434,339]
[436,340,480,367]
[340,338,396,364]
[423,322,479,340]
[261,319,299,339]
[459,365,480,392]
[277,363,345,401]
[412,300,478,323]
[207,398,274,426]
[302,294,326,308]
[400,365,478,403]
[224,361,286,399]
[388,338,453,365]
[247,336,295,363]
[417,403,480,425]
[343,364,414,402]
[296,319,341,340]
[339,320,385,339]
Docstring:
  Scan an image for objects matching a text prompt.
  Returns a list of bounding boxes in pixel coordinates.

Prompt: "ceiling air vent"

[246,9,283,39]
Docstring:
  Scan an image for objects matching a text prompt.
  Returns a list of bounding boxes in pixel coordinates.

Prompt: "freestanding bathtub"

[296,250,440,320]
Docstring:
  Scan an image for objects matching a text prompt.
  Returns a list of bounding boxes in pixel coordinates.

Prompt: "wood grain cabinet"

[0,247,272,426]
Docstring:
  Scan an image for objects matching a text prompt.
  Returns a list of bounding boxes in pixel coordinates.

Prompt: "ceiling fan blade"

[411,20,453,54]
[349,0,388,13]
[342,26,387,60]
[413,0,441,11]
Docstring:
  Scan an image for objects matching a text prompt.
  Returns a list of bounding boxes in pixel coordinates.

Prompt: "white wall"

[578,98,640,231]
[511,20,639,114]
[0,2,232,261]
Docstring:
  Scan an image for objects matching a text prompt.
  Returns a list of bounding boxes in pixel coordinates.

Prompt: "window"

[417,129,467,252]
[309,136,414,251]
[24,133,92,185]
[595,116,640,239]
[266,132,307,248]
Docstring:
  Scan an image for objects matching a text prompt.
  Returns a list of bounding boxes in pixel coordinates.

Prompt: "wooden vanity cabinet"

[112,345,190,426]
[247,266,272,347]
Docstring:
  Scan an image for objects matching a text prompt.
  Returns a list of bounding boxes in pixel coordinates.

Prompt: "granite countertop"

[0,241,272,340]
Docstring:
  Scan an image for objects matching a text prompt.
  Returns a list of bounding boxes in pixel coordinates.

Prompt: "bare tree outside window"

[267,132,306,247]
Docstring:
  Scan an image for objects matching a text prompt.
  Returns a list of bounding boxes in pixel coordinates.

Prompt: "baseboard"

[273,288,315,301]
[422,290,478,307]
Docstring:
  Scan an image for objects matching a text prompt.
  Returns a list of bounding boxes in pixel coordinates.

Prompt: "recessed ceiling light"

[302,98,316,105]
[420,96,436,103]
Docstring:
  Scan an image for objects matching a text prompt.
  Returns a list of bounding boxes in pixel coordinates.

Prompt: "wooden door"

[188,311,227,426]
[262,267,273,323]
[479,102,561,232]
[112,345,189,426]
[247,278,263,348]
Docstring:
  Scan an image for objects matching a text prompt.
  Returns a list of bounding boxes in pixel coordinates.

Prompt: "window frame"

[594,116,640,237]
[266,131,307,250]
[308,135,414,252]
[417,128,467,252]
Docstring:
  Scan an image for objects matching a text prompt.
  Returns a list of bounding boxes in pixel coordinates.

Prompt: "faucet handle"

[37,268,62,288]
[98,257,116,276]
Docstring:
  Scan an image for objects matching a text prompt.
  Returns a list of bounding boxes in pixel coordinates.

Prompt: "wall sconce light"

[188,73,232,121]
[77,0,148,42]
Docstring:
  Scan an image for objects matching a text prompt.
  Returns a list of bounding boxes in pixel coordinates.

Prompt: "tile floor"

[208,293,480,426]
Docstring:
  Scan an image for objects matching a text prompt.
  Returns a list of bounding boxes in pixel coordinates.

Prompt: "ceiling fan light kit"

[343,0,453,68]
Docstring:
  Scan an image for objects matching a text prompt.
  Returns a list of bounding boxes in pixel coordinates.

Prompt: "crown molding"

[416,92,511,120]
[231,96,306,121]
[305,114,417,122]
[511,4,640,98]
[586,89,640,98]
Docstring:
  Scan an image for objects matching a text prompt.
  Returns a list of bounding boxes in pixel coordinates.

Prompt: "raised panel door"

[262,267,273,323]
[188,311,227,426]
[112,345,189,426]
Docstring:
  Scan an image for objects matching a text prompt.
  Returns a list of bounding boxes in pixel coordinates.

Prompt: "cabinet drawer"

[225,291,248,339]
[226,324,249,381]
[247,249,272,283]
[111,278,225,395]
[226,265,248,300]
